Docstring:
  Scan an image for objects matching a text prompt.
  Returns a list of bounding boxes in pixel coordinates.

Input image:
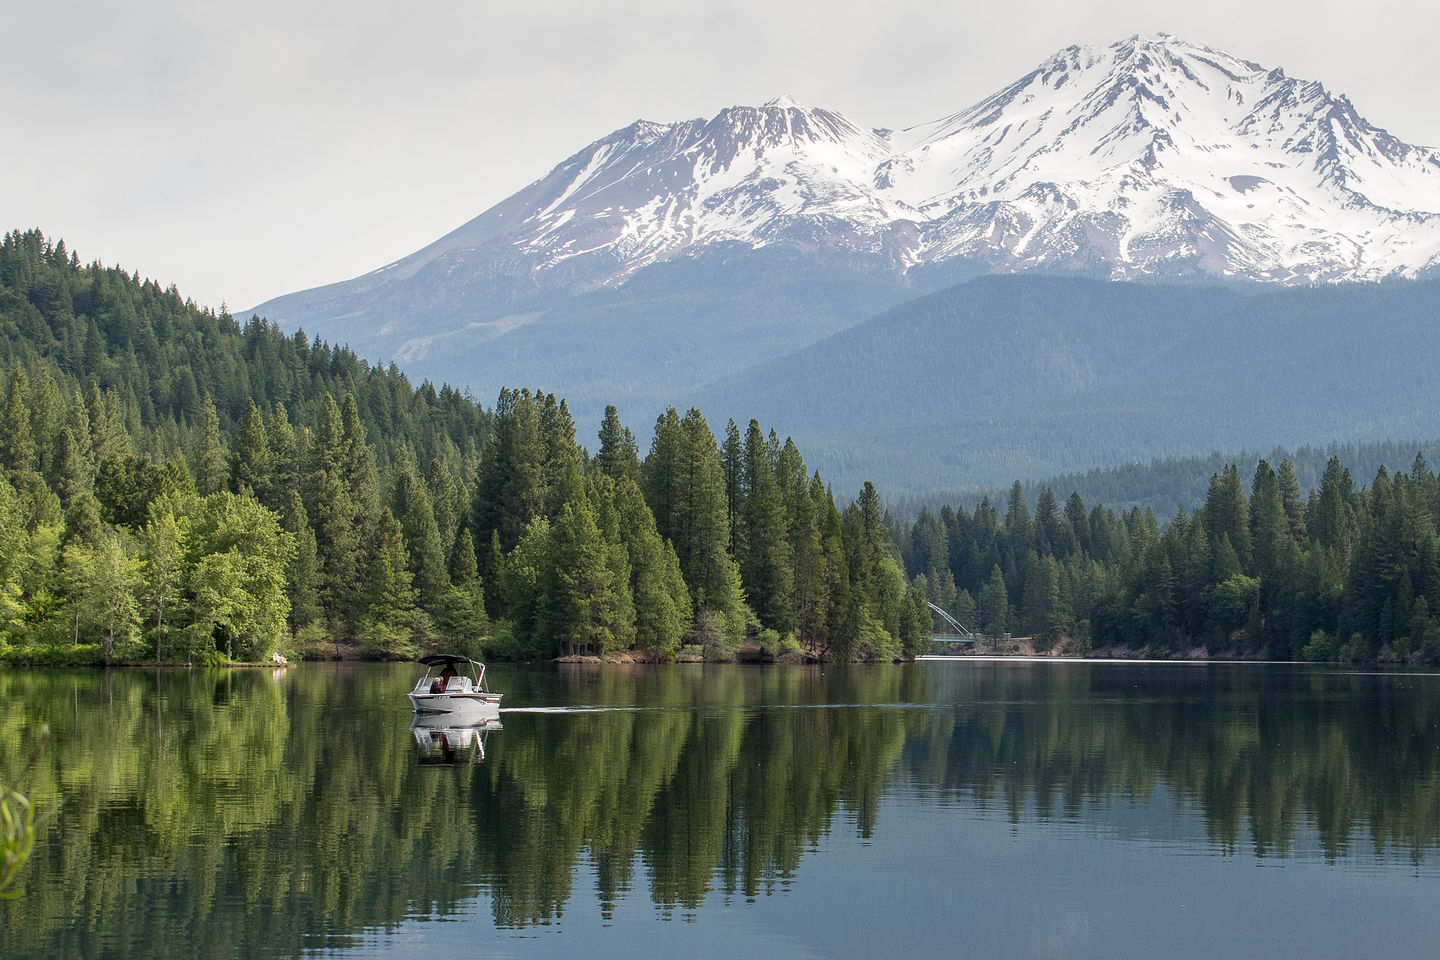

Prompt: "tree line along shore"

[1,229,1436,666]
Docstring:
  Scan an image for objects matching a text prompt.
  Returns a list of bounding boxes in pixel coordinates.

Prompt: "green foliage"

[889,450,1440,661]
[10,228,1436,664]
[0,229,498,661]
[186,492,293,663]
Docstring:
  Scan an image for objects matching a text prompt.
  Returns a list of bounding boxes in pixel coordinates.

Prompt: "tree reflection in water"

[1,661,1438,958]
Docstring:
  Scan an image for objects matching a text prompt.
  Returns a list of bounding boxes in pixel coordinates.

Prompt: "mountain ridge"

[254,34,1440,316]
[243,34,1440,492]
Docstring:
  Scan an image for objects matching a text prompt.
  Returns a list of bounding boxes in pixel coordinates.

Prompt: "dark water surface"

[3,659,1440,958]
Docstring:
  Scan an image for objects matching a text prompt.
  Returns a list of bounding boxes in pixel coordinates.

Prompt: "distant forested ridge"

[893,455,1440,661]
[887,439,1440,521]
[0,230,929,665]
[700,273,1440,493]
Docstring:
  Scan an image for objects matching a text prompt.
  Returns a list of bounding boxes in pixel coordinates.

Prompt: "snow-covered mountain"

[885,35,1440,281]
[299,32,1440,303]
[248,33,1440,432]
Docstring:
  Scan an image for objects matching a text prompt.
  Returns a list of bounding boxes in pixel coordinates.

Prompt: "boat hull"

[408,691,502,720]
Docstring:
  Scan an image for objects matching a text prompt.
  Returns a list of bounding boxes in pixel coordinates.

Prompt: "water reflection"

[0,662,1438,958]
[410,716,500,765]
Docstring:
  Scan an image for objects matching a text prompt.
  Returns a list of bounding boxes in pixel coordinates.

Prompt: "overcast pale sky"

[6,0,1433,312]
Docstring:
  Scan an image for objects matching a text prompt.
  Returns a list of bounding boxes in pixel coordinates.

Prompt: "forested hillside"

[894,457,1440,662]
[3,228,1436,666]
[701,274,1440,492]
[889,439,1440,520]
[0,230,929,665]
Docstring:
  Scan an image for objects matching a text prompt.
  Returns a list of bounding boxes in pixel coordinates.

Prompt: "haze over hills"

[696,274,1440,492]
[248,34,1440,491]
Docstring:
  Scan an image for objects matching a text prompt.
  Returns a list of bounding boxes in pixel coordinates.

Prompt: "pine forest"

[1,229,1437,666]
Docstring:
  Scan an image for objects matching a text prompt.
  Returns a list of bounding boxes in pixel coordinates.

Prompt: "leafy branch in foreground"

[1,724,49,899]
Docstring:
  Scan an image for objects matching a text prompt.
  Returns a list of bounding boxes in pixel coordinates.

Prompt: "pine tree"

[191,393,227,496]
[613,477,688,659]
[721,419,744,559]
[1277,458,1307,544]
[361,508,423,660]
[391,447,449,612]
[1250,459,1289,585]
[340,393,381,524]
[594,405,641,485]
[229,399,272,501]
[680,409,744,626]
[549,492,625,656]
[979,565,1008,637]
[28,370,64,487]
[304,395,362,635]
[57,396,95,508]
[0,369,36,480]
[266,402,300,511]
[474,387,548,552]
[282,493,323,633]
[740,420,793,634]
[436,527,487,656]
[1202,464,1252,572]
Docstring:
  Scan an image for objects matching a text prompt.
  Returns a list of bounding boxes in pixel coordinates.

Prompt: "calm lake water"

[3,659,1440,958]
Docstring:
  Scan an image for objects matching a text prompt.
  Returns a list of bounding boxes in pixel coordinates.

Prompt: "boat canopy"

[418,654,481,669]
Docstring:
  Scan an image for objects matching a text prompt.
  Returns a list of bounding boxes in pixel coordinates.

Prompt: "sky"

[6,0,1436,313]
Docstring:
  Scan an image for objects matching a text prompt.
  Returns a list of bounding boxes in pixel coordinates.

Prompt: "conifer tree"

[391,447,449,612]
[613,476,689,659]
[721,419,745,558]
[28,369,64,486]
[594,405,641,485]
[436,527,487,655]
[1277,458,1307,543]
[361,507,424,659]
[741,420,793,634]
[229,399,272,501]
[266,402,300,511]
[549,492,627,656]
[979,565,1008,637]
[282,492,324,633]
[57,397,95,508]
[304,394,363,635]
[191,393,227,496]
[0,369,36,480]
[1202,465,1252,571]
[340,393,381,524]
[86,383,130,466]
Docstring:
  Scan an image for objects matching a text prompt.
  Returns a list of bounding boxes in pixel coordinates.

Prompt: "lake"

[2,659,1439,958]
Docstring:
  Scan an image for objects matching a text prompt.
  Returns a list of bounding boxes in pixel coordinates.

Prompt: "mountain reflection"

[2,662,1438,958]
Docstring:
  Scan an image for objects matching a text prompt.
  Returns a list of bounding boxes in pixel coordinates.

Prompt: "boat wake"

[500,705,678,714]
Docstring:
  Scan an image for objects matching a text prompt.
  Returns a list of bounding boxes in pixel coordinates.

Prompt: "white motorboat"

[409,654,502,720]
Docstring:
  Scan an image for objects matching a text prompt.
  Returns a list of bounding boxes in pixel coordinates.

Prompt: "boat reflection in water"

[410,714,502,765]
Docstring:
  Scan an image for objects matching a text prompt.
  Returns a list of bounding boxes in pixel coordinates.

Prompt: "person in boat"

[434,664,457,693]
[430,676,444,694]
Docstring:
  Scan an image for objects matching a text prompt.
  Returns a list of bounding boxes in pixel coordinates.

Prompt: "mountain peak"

[255,34,1440,347]
[764,94,805,109]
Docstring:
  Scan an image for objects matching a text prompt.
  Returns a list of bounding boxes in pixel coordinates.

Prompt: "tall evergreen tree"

[740,420,793,634]
[229,399,272,501]
[594,405,641,485]
[0,369,36,480]
[391,446,449,612]
[191,393,227,496]
[361,507,424,659]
